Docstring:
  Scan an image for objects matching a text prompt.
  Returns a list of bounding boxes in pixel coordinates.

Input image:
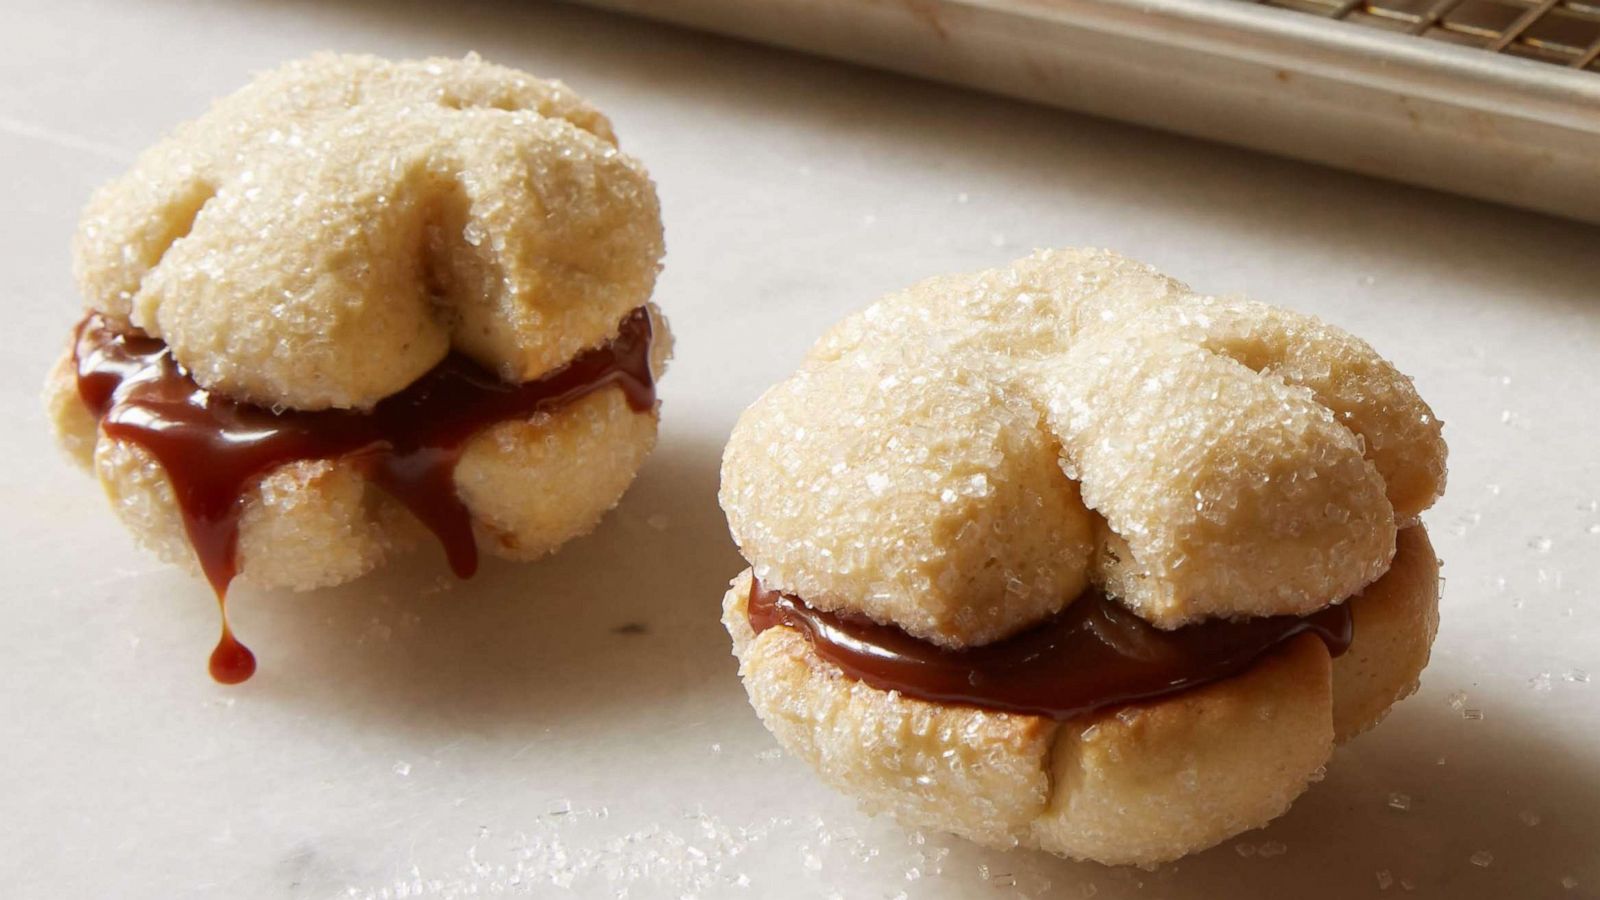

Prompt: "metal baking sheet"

[569,0,1600,223]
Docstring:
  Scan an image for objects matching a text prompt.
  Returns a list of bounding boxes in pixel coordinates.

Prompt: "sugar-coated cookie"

[719,250,1445,864]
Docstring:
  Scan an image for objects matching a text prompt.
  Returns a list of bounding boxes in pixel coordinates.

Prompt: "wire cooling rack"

[1255,0,1600,68]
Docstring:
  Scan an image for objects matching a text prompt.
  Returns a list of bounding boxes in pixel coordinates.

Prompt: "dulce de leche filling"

[748,576,1353,721]
[74,308,657,683]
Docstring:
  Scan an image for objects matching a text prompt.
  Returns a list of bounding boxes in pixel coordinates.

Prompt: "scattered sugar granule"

[1566,669,1591,684]
[1376,870,1394,890]
[1387,793,1412,812]
[1257,841,1288,858]
[421,575,455,596]
[1562,876,1579,890]
[393,761,411,776]
[1469,850,1494,868]
[1462,708,1485,721]
[1446,690,1469,711]
[1519,809,1542,827]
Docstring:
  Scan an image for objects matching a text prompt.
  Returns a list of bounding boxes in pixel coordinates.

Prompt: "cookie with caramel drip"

[44,54,671,680]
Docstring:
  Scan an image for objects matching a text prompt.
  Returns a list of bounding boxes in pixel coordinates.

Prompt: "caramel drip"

[74,308,656,682]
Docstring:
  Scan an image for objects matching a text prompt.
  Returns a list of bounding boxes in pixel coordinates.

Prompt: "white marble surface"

[2,1,1597,897]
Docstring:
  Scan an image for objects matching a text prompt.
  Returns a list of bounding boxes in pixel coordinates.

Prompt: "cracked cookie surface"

[74,52,663,412]
[721,249,1444,640]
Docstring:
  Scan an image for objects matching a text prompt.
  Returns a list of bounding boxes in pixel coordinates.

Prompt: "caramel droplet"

[208,626,257,685]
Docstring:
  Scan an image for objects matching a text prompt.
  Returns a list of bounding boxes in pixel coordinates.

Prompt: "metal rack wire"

[1252,0,1600,68]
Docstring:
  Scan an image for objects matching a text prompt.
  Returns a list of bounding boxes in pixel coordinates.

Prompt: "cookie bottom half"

[722,527,1438,866]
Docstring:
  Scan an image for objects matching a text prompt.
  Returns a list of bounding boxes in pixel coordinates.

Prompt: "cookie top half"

[720,249,1446,646]
[74,53,663,411]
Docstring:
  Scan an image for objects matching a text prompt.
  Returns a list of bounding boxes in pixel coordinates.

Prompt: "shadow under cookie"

[212,433,746,739]
[892,695,1600,898]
